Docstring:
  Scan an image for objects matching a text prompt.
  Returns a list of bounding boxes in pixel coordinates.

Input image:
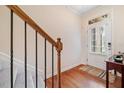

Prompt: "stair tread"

[0,55,45,88]
[32,73,45,88]
[0,67,17,88]
[14,72,34,88]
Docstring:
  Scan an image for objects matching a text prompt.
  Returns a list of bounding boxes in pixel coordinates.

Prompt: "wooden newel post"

[56,38,63,88]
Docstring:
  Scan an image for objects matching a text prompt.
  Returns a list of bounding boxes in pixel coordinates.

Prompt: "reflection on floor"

[47,64,121,88]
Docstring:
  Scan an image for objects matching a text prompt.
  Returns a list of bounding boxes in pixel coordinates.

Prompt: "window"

[91,28,96,52]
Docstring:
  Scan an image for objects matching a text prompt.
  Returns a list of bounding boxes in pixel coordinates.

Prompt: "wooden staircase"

[1,5,63,88]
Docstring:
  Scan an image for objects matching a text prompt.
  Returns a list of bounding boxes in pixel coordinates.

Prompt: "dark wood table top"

[105,60,124,66]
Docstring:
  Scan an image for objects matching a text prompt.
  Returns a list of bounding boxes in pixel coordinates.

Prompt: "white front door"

[87,15,112,70]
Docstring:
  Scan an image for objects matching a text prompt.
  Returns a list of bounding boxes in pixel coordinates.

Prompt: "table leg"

[114,70,117,76]
[106,62,109,88]
[121,67,124,88]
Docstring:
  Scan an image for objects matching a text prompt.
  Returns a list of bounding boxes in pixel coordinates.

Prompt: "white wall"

[112,6,124,53]
[0,5,82,77]
[81,5,124,70]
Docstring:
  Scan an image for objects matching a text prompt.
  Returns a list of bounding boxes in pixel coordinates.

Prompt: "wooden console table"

[106,61,124,88]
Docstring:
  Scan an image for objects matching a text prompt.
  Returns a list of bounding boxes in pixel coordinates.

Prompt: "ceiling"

[66,5,98,15]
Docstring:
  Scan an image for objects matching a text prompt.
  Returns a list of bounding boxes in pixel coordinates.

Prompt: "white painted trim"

[47,61,82,78]
[0,52,44,74]
[62,62,82,72]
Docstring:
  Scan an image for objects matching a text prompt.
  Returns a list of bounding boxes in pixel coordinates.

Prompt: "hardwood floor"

[46,64,121,88]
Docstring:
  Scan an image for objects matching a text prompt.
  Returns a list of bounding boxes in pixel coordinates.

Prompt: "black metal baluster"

[24,22,27,88]
[10,10,13,88]
[52,45,54,88]
[44,39,47,88]
[36,31,38,88]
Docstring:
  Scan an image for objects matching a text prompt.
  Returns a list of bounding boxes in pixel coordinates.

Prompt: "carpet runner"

[79,65,115,83]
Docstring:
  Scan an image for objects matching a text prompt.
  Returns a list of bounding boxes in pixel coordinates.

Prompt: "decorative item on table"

[113,52,124,63]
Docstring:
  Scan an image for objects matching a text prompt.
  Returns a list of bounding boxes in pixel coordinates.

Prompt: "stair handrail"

[7,5,58,47]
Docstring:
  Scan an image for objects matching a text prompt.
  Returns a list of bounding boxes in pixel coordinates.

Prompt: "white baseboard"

[47,61,82,78]
[61,62,82,72]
